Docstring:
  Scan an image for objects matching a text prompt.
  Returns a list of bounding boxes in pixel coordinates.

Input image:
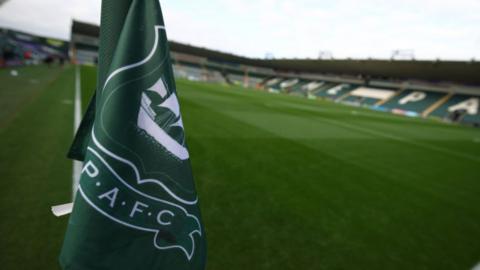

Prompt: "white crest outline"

[81,145,201,260]
[78,185,200,260]
[92,130,197,205]
[103,25,166,92]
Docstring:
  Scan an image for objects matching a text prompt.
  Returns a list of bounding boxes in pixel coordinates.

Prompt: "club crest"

[137,77,189,160]
[76,25,202,261]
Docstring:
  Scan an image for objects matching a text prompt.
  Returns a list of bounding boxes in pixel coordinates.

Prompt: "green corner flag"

[60,0,207,269]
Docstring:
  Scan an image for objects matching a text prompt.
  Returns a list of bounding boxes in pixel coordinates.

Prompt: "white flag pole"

[51,66,83,218]
[51,203,74,217]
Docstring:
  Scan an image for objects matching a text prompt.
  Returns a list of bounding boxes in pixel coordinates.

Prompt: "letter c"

[157,210,175,226]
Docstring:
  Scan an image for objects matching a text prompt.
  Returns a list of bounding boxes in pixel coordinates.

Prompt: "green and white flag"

[60,0,206,269]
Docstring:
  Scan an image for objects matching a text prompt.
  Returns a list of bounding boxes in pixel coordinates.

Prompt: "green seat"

[382,89,447,113]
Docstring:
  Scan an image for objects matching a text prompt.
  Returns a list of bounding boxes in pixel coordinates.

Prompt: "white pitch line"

[72,66,83,199]
[472,262,480,270]
[51,66,83,216]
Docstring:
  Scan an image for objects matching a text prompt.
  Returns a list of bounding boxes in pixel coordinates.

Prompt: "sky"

[0,0,479,60]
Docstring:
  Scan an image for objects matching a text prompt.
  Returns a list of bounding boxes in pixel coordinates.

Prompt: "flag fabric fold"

[60,0,206,269]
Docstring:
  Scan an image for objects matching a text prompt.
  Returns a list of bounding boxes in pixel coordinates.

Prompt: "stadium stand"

[285,79,311,96]
[430,94,480,125]
[243,74,266,88]
[224,72,264,88]
[342,96,379,106]
[171,50,272,85]
[206,70,226,84]
[340,86,398,106]
[301,81,324,94]
[2,20,479,127]
[318,83,359,100]
[262,77,304,94]
[279,78,299,90]
[264,77,284,92]
[227,72,246,85]
[381,89,448,116]
[173,63,226,84]
[0,27,68,67]
[70,20,99,65]
[173,64,204,81]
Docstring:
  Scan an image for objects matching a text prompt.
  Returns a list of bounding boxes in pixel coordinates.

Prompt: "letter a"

[98,188,119,208]
[448,98,479,115]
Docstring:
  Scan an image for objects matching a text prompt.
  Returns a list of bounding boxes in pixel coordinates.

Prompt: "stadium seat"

[264,77,284,90]
[314,83,358,100]
[381,89,448,114]
[430,94,480,125]
[340,86,398,106]
[342,95,378,106]
[279,78,299,90]
[287,79,312,96]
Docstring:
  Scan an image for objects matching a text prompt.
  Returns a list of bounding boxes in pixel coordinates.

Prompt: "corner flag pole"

[51,64,83,217]
[52,203,74,217]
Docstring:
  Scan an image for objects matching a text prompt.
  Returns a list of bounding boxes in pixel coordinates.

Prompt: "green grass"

[178,80,480,270]
[1,65,480,269]
[0,66,74,268]
[80,65,96,111]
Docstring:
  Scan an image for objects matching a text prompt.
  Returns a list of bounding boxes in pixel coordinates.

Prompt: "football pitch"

[1,65,480,269]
